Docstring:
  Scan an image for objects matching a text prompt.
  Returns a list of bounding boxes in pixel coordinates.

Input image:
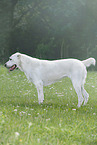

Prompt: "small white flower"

[72,109,76,111]
[30,109,34,111]
[28,122,32,128]
[92,86,95,88]
[37,138,40,143]
[21,111,26,114]
[59,123,61,127]
[15,132,20,138]
[19,112,22,116]
[46,118,50,121]
[93,113,96,115]
[14,109,17,112]
[50,87,54,90]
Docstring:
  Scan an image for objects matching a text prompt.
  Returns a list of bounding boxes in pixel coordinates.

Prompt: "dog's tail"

[82,58,96,67]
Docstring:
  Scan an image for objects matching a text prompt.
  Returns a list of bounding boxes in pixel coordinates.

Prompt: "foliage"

[35,40,55,59]
[0,66,97,144]
[0,0,97,63]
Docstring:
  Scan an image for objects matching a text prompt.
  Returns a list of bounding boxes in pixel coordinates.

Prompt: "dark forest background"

[0,0,97,69]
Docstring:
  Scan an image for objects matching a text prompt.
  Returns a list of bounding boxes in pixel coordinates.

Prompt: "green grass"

[0,65,97,145]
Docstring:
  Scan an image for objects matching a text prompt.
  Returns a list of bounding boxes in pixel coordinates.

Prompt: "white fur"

[5,52,96,107]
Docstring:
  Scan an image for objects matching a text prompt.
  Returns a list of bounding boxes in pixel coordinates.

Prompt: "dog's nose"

[4,63,6,67]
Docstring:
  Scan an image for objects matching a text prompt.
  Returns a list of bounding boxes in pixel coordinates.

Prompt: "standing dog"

[5,52,96,107]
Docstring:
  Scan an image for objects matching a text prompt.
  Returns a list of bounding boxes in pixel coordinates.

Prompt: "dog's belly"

[42,74,68,86]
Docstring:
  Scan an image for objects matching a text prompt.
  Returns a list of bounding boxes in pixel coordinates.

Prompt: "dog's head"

[5,52,21,71]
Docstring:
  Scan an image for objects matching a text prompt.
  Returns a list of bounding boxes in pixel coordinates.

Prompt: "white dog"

[5,52,96,107]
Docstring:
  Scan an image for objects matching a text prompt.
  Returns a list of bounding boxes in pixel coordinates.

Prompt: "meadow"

[0,65,97,145]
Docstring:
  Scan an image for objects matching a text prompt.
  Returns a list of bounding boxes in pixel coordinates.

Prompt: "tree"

[0,0,97,63]
[0,0,18,62]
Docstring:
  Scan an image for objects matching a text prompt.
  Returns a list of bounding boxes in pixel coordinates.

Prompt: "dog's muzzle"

[5,64,17,71]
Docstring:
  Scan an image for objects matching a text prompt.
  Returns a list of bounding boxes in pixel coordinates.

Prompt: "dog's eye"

[9,58,12,61]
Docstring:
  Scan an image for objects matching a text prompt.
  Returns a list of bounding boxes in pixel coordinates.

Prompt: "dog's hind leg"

[81,68,89,106]
[72,80,84,107]
[81,86,89,106]
[35,81,44,104]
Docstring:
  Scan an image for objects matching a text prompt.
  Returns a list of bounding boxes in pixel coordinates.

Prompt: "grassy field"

[0,65,97,145]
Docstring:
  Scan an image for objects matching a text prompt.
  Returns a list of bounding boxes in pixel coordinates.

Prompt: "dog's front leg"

[35,81,44,104]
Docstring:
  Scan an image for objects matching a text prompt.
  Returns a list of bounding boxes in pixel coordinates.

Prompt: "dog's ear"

[17,54,21,58]
[17,53,22,70]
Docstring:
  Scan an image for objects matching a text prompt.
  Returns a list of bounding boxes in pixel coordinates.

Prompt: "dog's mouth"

[9,64,17,71]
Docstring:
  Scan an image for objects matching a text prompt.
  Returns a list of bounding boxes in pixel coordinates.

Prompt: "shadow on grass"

[0,95,83,111]
[1,94,91,113]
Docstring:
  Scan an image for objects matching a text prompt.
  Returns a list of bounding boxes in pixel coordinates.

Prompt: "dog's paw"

[38,100,44,104]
